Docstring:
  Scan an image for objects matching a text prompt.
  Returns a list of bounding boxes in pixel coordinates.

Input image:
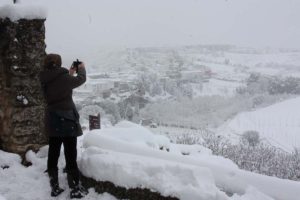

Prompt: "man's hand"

[69,66,76,76]
[78,62,85,69]
[69,62,85,76]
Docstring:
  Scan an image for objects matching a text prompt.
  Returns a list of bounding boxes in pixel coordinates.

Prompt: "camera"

[71,59,82,73]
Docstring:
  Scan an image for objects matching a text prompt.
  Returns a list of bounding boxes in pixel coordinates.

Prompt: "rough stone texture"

[0,18,47,157]
[81,175,179,200]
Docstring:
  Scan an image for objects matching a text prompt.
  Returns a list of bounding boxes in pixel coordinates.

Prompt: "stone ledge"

[81,175,179,200]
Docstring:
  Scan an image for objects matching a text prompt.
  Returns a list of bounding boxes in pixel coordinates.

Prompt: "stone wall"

[81,175,179,200]
[0,18,47,157]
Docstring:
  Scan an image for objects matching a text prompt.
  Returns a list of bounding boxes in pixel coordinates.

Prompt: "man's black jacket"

[40,67,86,137]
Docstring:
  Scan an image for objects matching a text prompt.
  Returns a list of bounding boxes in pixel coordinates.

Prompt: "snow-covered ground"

[219,96,300,152]
[2,121,300,200]
[0,146,117,200]
[81,121,300,200]
[5,121,300,200]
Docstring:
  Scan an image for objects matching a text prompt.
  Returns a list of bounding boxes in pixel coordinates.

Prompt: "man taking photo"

[40,54,87,199]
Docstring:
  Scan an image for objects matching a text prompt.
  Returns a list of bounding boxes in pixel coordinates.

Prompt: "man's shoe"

[51,184,64,197]
[70,186,84,199]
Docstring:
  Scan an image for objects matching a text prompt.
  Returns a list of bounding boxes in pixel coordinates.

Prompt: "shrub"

[173,130,300,181]
[241,130,260,147]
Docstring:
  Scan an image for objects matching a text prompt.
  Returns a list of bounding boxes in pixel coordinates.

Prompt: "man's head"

[44,54,62,70]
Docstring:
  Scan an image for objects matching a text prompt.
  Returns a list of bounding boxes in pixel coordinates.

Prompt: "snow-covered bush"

[173,130,300,181]
[289,149,300,180]
[118,100,134,120]
[222,142,300,181]
[96,100,121,124]
[172,133,203,145]
[237,73,300,96]
[135,71,195,98]
[136,73,164,96]
[241,130,260,147]
[177,83,193,99]
[268,76,300,95]
[236,72,269,95]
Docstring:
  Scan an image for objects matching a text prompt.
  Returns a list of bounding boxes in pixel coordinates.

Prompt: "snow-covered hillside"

[220,96,300,152]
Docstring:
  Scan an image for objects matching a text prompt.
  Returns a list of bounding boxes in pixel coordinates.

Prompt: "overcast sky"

[1,0,300,55]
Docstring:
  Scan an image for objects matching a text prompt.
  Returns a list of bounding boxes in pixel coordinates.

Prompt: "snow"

[0,149,21,167]
[0,4,47,21]
[231,187,274,200]
[0,195,6,200]
[175,144,212,156]
[81,121,300,200]
[0,148,118,200]
[226,51,300,71]
[2,121,300,199]
[16,95,29,105]
[200,78,243,97]
[93,121,172,150]
[80,147,227,200]
[220,96,300,152]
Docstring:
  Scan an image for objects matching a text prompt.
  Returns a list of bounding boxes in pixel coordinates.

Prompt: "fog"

[1,0,300,55]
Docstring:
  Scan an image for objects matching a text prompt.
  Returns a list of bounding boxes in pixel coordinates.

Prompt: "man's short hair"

[44,54,62,70]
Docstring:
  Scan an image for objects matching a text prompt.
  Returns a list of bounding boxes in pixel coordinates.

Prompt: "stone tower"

[0,11,48,157]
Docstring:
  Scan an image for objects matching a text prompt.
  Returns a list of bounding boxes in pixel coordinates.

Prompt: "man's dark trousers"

[48,137,78,172]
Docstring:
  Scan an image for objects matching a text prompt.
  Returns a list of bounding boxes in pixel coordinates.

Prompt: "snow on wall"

[97,121,171,150]
[80,147,228,200]
[0,4,47,21]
